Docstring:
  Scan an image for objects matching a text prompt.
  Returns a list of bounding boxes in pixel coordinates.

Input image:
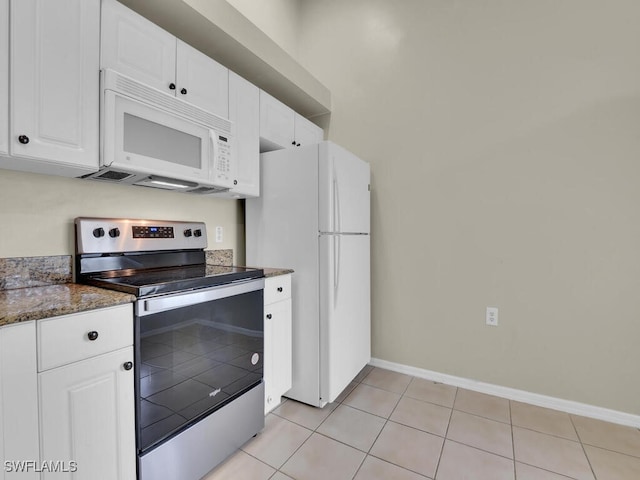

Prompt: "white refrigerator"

[246,141,371,407]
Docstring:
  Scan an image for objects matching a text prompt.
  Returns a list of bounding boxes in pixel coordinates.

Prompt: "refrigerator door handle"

[333,175,341,233]
[334,234,340,302]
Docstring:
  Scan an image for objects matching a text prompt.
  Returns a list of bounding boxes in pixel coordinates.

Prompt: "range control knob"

[184,229,192,237]
[93,227,105,238]
[108,228,120,238]
[193,229,202,237]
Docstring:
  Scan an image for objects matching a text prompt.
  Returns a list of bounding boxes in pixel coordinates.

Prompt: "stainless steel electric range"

[75,217,265,480]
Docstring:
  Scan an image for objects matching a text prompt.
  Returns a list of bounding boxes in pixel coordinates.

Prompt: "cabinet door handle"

[277,287,283,292]
[169,83,176,90]
[180,88,187,95]
[18,135,29,144]
[87,331,99,341]
[266,314,272,319]
[123,361,133,371]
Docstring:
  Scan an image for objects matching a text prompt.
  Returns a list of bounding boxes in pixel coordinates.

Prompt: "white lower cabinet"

[263,274,293,414]
[39,347,135,480]
[36,304,136,480]
[0,304,136,480]
[0,321,39,480]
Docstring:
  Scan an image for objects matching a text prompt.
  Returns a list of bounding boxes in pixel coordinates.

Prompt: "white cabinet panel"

[0,0,7,156]
[264,274,292,414]
[38,304,133,370]
[294,113,323,147]
[176,39,228,118]
[0,322,39,480]
[221,71,259,198]
[259,90,323,152]
[39,347,136,480]
[260,90,295,151]
[101,0,176,94]
[102,1,229,117]
[9,0,99,174]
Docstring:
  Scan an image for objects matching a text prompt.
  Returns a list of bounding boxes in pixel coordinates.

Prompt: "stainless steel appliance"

[75,217,264,480]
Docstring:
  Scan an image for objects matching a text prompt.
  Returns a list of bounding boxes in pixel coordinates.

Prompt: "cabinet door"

[294,114,323,147]
[0,0,7,156]
[101,0,176,95]
[264,298,292,413]
[259,90,295,152]
[176,39,228,118]
[39,347,136,480]
[0,322,39,480]
[226,71,259,197]
[9,0,99,174]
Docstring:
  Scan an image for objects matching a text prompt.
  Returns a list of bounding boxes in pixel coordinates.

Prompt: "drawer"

[264,274,291,305]
[38,304,133,371]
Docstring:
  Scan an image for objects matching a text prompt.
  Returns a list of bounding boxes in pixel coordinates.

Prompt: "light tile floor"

[202,366,640,479]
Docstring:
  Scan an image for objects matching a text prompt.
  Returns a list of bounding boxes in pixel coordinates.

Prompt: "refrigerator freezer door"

[319,142,370,234]
[319,233,371,404]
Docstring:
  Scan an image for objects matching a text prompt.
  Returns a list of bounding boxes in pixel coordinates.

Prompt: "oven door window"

[136,289,263,453]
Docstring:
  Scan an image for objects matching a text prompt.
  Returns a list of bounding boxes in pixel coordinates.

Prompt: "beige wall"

[292,0,640,415]
[226,0,301,59]
[0,169,244,263]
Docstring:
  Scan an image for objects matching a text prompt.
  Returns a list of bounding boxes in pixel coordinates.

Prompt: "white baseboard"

[370,357,640,429]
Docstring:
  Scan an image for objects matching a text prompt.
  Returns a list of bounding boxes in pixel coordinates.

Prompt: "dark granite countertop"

[0,284,135,326]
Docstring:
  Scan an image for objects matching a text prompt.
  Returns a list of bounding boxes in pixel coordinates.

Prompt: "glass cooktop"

[86,264,264,297]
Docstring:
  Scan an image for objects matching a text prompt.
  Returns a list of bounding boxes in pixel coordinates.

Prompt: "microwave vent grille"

[94,169,134,181]
[113,73,232,135]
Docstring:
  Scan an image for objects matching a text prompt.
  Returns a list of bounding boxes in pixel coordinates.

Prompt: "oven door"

[134,278,264,454]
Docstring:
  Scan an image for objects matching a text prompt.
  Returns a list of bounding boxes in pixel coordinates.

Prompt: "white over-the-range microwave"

[81,69,234,194]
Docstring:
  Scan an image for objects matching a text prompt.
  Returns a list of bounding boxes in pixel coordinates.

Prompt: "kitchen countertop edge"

[262,268,294,278]
[0,284,136,327]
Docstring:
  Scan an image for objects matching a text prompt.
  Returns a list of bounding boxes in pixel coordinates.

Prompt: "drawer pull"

[123,361,133,371]
[87,331,99,341]
[266,314,272,320]
[277,287,283,292]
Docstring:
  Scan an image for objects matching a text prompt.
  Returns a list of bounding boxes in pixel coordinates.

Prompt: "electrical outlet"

[486,307,499,326]
[215,226,223,243]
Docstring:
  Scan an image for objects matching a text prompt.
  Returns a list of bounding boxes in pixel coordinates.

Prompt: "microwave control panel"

[213,135,232,185]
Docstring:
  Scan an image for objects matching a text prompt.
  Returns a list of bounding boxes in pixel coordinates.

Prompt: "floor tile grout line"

[516,460,581,480]
[510,400,517,480]
[570,414,598,480]
[432,383,459,480]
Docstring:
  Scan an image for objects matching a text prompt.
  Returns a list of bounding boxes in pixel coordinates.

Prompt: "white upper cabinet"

[218,70,259,198]
[100,0,175,93]
[259,90,323,152]
[294,114,324,147]
[4,0,100,176]
[101,0,229,119]
[0,0,8,156]
[176,40,229,119]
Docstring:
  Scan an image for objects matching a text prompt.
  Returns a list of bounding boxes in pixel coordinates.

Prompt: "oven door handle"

[137,278,265,316]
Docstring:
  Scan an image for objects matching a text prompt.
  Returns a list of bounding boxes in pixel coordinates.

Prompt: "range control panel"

[75,217,207,254]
